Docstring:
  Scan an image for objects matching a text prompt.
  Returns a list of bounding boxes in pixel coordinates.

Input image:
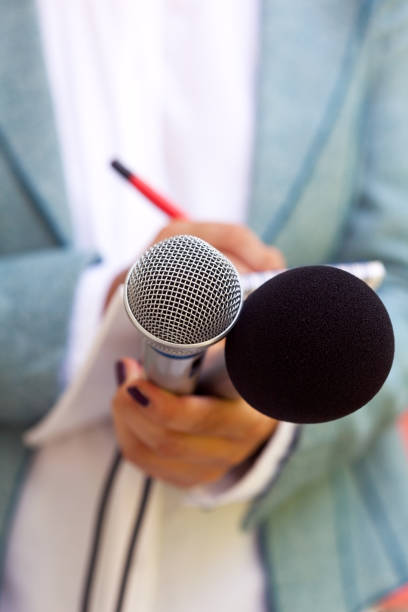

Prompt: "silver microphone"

[124,235,243,394]
[241,260,385,296]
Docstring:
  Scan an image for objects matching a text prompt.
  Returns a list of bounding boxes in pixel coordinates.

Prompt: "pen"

[111,159,189,220]
[110,160,385,295]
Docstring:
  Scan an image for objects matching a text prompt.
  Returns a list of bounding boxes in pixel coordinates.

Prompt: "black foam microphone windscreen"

[225,266,394,423]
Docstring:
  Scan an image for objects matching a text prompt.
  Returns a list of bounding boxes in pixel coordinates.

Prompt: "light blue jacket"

[1,1,408,610]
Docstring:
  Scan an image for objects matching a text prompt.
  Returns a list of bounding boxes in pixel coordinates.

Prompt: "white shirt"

[0,2,297,611]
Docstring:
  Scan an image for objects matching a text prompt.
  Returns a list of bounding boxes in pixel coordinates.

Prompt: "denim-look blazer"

[1,1,408,610]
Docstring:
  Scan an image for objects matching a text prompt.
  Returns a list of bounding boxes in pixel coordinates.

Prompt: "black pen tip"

[111,159,132,180]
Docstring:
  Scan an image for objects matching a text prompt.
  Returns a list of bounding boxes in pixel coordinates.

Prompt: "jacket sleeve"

[244,0,408,527]
[0,247,93,428]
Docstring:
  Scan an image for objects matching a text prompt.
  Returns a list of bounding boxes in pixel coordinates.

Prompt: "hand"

[112,358,278,488]
[104,221,285,309]
[150,220,285,273]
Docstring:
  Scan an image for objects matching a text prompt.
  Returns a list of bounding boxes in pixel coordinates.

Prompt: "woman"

[1,1,408,610]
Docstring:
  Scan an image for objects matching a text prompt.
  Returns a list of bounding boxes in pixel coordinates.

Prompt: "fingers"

[114,422,227,488]
[152,221,285,272]
[115,358,276,441]
[113,390,248,466]
[115,376,251,440]
[108,222,285,312]
[112,357,278,488]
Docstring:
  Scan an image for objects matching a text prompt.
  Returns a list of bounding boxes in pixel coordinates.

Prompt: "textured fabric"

[256,427,408,612]
[0,0,408,611]
[0,430,32,587]
[0,0,93,583]
[245,1,408,610]
[0,249,95,427]
[0,0,72,250]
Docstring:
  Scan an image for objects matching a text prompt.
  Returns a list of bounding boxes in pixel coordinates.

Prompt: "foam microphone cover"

[225,266,394,423]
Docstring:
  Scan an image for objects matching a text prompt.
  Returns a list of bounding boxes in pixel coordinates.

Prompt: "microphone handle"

[196,344,239,400]
[241,260,385,297]
[143,343,206,395]
[143,342,239,399]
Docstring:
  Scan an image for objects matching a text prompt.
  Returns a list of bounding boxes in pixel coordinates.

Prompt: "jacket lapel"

[0,0,71,246]
[248,0,378,247]
[0,0,378,251]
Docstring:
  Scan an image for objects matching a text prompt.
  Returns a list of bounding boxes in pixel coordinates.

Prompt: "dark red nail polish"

[127,386,149,407]
[115,360,126,385]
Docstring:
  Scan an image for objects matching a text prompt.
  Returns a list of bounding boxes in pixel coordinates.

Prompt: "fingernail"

[127,386,149,407]
[115,360,126,385]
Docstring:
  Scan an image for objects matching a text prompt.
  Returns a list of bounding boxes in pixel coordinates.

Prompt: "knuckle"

[154,433,169,455]
[122,440,142,465]
[248,419,270,442]
[213,455,234,471]
[228,224,247,243]
[199,468,226,485]
[170,480,194,490]
[228,445,248,465]
[168,477,194,490]
[163,465,227,489]
[168,396,203,432]
[182,398,211,433]
[188,419,205,435]
[155,434,182,459]
[152,402,173,427]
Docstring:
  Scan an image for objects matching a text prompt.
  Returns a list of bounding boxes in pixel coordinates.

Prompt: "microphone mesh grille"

[126,235,242,345]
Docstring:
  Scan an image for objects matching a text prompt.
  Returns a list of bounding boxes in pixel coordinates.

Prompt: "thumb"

[115,357,144,387]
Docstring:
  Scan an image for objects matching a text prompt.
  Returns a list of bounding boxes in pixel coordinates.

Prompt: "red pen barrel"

[111,159,188,220]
